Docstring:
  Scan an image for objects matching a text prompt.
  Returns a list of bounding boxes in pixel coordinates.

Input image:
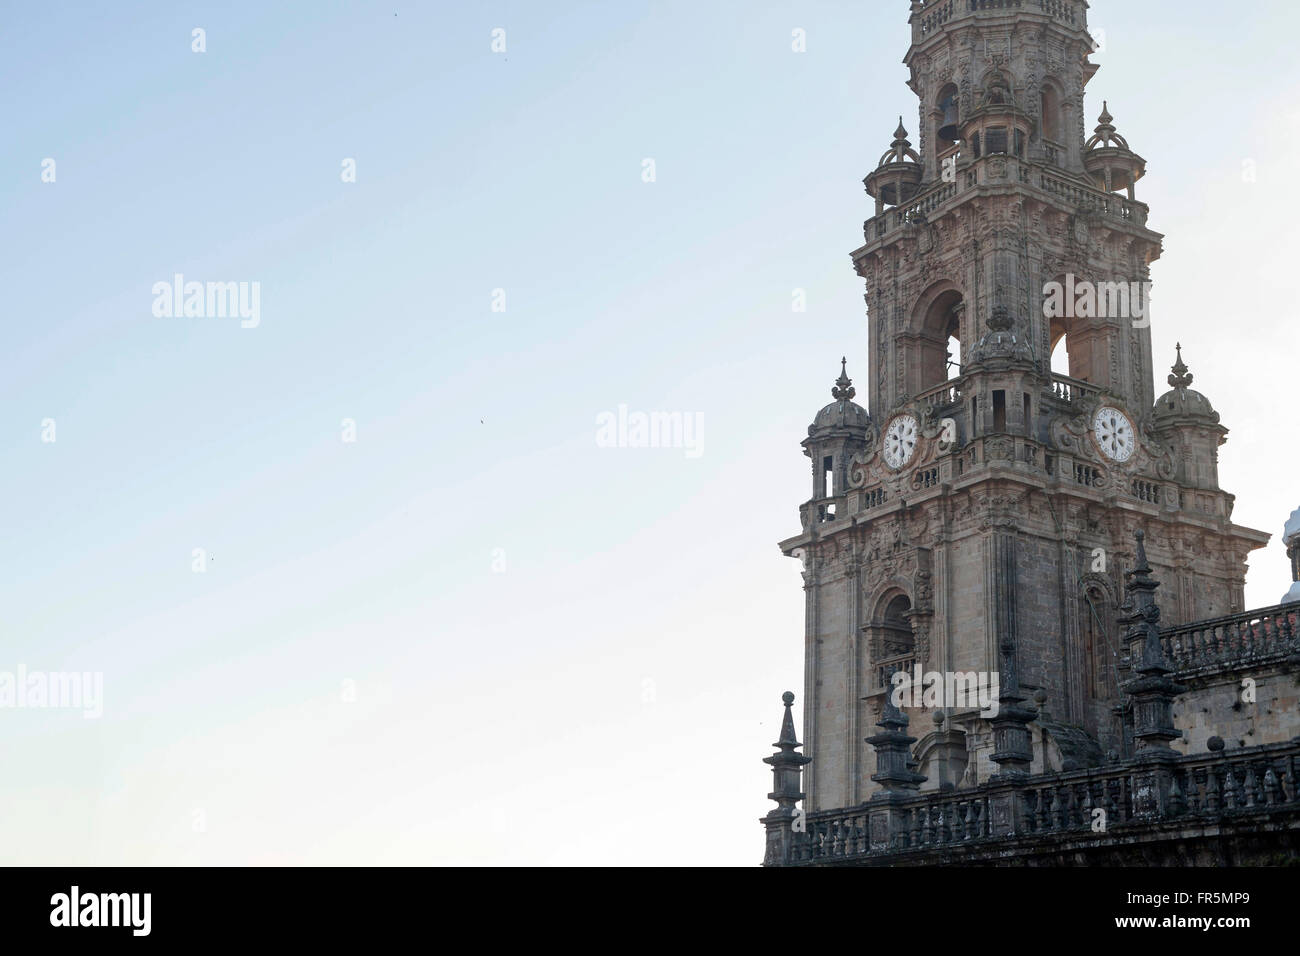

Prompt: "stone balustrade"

[1159,603,1300,673]
[863,166,1148,246]
[912,1,1086,43]
[778,739,1300,865]
[1049,372,1101,405]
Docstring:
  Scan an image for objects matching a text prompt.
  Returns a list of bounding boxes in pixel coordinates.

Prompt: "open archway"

[909,284,965,394]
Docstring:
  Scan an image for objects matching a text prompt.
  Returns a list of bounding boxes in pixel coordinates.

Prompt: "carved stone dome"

[812,399,871,432]
[864,119,923,207]
[809,358,871,435]
[1084,102,1147,195]
[1152,345,1220,425]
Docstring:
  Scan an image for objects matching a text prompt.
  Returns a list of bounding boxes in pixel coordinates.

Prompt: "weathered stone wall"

[1173,670,1300,755]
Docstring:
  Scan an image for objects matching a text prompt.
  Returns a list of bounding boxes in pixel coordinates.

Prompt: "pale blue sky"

[1,1,1297,864]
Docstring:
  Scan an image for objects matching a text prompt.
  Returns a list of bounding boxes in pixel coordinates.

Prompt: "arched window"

[1081,584,1113,699]
[1040,80,1060,151]
[879,595,914,658]
[946,328,962,381]
[935,84,961,168]
[1040,85,1062,142]
[865,592,916,691]
[914,289,964,392]
[1050,322,1071,376]
[1047,276,1097,383]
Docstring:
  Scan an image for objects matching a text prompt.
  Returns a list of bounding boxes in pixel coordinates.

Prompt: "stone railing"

[801,495,847,529]
[1131,478,1160,504]
[914,0,956,38]
[780,739,1300,865]
[863,161,1145,248]
[912,0,1085,42]
[861,486,888,511]
[1039,170,1148,226]
[915,379,962,414]
[874,654,917,692]
[1049,372,1100,405]
[1159,603,1300,673]
[864,181,958,242]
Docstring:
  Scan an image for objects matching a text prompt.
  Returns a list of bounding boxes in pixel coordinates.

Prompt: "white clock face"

[883,415,919,469]
[1093,406,1135,462]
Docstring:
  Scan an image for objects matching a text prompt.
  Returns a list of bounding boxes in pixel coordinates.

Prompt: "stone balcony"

[911,0,1088,44]
[859,161,1149,248]
[1154,603,1300,675]
[772,737,1300,866]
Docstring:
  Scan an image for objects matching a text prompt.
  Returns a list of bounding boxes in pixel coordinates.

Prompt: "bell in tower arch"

[937,93,961,144]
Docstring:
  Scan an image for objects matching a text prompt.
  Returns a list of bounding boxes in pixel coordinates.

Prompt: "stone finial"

[874,119,922,169]
[1125,529,1167,670]
[866,688,926,793]
[1126,529,1158,600]
[762,692,812,866]
[1167,343,1194,390]
[831,357,856,402]
[763,692,811,810]
[988,641,1037,780]
[1087,101,1132,151]
[1120,530,1186,759]
[777,691,799,745]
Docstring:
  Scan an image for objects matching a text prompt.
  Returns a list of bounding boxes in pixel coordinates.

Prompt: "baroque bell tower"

[780,0,1270,812]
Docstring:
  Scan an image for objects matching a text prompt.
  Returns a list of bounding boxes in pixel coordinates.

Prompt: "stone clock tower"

[780,0,1270,812]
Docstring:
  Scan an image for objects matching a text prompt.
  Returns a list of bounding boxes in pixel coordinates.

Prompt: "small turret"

[803,359,872,514]
[864,118,923,213]
[1084,102,1147,198]
[1151,345,1226,490]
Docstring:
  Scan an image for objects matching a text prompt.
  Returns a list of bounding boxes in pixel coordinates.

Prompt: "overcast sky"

[2,0,1297,864]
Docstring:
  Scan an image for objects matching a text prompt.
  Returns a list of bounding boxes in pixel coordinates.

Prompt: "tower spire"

[1167,343,1193,389]
[831,357,856,402]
